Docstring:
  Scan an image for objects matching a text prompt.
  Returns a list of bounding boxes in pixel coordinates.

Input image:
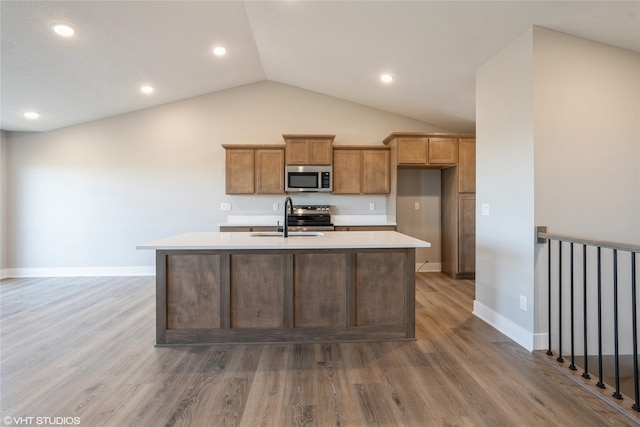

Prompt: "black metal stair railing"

[537,227,640,412]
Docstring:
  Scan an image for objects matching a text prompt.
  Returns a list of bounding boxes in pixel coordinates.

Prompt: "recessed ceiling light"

[24,111,40,119]
[140,85,154,94]
[212,46,227,56]
[51,23,76,37]
[380,73,394,84]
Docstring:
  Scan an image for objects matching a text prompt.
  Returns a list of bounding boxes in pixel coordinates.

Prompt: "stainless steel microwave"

[285,165,332,193]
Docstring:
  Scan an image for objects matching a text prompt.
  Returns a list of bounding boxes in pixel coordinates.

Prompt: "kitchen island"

[137,231,430,346]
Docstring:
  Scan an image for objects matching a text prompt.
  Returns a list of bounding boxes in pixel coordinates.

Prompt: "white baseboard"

[533,333,549,351]
[472,300,535,352]
[1,266,155,279]
[416,262,441,272]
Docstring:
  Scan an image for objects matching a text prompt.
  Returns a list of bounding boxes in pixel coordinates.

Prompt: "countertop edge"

[137,231,430,250]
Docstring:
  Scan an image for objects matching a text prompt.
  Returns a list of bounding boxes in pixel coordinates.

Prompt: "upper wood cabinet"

[458,138,476,193]
[225,148,254,194]
[283,134,335,165]
[428,138,458,165]
[362,149,391,194]
[333,149,361,194]
[256,148,285,194]
[395,137,427,164]
[383,132,474,167]
[395,137,457,166]
[333,146,390,194]
[223,145,284,194]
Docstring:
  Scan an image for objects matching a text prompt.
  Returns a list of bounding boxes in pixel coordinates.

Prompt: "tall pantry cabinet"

[442,138,476,279]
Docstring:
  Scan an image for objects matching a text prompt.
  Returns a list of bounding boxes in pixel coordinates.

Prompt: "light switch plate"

[221,203,231,211]
[481,204,490,216]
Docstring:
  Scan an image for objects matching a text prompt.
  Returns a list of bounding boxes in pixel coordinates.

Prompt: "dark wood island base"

[154,247,416,345]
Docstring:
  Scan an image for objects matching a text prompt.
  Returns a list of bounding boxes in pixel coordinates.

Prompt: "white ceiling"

[2,1,639,133]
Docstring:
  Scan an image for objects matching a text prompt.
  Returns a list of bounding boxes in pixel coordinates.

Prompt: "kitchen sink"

[250,232,324,238]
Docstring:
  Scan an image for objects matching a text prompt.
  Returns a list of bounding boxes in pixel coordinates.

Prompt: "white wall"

[532,27,640,353]
[396,169,442,270]
[533,27,640,243]
[4,81,445,276]
[475,29,536,350]
[475,27,640,351]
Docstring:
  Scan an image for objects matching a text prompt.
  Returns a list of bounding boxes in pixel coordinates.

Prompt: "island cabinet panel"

[355,252,406,325]
[293,253,349,328]
[230,253,285,328]
[155,247,416,345]
[166,254,221,329]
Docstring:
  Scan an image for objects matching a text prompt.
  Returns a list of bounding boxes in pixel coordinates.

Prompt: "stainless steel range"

[286,205,334,231]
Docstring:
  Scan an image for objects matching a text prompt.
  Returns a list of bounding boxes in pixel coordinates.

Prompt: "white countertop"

[137,231,430,250]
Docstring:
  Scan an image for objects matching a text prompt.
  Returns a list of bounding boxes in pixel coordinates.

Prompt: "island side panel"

[293,252,348,327]
[230,253,285,328]
[404,248,416,338]
[355,251,407,326]
[156,251,168,344]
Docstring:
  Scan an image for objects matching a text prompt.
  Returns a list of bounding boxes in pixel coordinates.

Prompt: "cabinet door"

[397,137,427,164]
[230,254,284,328]
[286,139,310,165]
[458,194,476,274]
[309,140,333,165]
[256,148,284,194]
[362,150,390,194]
[166,254,221,329]
[225,149,254,194]
[458,138,476,193]
[286,139,333,165]
[333,150,361,194]
[428,138,458,165]
[356,252,406,326]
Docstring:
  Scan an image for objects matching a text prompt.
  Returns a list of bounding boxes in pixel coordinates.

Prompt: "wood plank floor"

[1,273,638,426]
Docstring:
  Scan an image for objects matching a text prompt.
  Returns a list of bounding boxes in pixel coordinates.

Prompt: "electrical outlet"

[414,202,420,210]
[520,295,527,311]
[369,203,375,211]
[481,204,490,216]
[220,203,231,211]
[273,202,279,211]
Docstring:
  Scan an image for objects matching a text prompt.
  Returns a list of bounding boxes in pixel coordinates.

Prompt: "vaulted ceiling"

[2,1,639,133]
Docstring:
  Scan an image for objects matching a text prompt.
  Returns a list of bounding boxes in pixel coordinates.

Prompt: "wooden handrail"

[536,226,640,253]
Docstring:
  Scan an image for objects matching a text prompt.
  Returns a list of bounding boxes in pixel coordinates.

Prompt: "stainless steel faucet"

[283,196,293,237]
